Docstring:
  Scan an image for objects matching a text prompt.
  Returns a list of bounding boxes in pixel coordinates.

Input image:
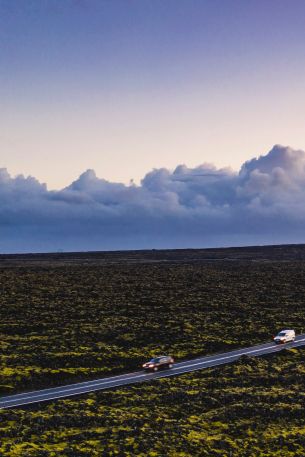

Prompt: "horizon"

[0,144,305,253]
[2,2,305,252]
[2,241,305,256]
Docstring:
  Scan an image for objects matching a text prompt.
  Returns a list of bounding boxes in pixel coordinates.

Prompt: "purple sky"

[1,1,305,252]
[1,1,305,189]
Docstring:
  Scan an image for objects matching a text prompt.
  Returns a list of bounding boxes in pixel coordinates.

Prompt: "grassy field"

[1,245,305,455]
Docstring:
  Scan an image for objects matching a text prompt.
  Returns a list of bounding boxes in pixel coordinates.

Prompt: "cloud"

[1,145,305,253]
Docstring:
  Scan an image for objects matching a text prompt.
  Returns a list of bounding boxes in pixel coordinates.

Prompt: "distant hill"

[1,243,305,265]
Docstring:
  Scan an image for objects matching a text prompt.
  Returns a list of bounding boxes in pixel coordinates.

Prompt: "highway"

[1,334,305,409]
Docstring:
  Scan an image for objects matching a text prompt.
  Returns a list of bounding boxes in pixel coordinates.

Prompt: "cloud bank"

[1,145,305,253]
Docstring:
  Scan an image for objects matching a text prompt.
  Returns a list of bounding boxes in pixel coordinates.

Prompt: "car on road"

[142,355,174,372]
[273,329,295,344]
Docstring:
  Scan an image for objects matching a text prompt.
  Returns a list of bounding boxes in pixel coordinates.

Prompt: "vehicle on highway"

[273,329,295,344]
[142,355,174,372]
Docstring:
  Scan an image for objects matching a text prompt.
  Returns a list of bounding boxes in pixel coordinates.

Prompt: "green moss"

[1,248,305,455]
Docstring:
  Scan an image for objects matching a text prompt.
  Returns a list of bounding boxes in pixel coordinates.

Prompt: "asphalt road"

[1,334,305,409]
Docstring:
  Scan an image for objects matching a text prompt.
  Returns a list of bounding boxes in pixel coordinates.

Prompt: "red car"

[142,355,174,372]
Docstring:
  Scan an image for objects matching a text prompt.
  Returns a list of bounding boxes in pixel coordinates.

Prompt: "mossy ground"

[1,246,305,455]
[1,350,305,456]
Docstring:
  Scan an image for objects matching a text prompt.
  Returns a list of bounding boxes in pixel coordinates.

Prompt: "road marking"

[0,373,149,405]
[174,344,279,370]
[0,346,295,405]
[174,338,305,370]
[1,337,305,409]
[0,369,145,401]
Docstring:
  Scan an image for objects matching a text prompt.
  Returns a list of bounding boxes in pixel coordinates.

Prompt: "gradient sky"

[1,0,305,189]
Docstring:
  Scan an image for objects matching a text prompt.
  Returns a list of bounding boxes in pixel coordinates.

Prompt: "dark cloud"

[1,145,305,253]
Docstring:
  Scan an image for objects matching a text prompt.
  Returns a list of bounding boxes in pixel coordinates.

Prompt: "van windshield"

[278,332,287,336]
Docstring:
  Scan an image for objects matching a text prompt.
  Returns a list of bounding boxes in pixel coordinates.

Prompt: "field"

[1,244,305,456]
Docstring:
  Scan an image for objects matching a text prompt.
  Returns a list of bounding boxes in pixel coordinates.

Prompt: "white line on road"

[2,338,305,408]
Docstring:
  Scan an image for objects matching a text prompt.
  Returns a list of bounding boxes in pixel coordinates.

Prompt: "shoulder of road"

[1,334,305,409]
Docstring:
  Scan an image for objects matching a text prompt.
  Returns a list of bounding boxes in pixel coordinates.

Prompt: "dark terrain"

[1,244,305,456]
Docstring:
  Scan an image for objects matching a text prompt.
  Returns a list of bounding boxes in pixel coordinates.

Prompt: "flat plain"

[1,245,305,456]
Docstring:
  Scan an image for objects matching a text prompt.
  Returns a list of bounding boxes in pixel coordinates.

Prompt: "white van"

[273,329,295,344]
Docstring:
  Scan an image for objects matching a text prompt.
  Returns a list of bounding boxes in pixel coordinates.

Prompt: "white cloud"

[1,145,305,252]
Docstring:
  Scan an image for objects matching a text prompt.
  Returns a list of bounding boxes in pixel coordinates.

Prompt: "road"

[1,334,305,409]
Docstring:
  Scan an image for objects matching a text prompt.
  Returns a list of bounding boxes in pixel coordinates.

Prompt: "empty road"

[1,335,305,409]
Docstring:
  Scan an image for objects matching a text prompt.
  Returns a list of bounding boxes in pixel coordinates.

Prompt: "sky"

[1,144,305,253]
[1,0,305,189]
[1,1,305,252]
